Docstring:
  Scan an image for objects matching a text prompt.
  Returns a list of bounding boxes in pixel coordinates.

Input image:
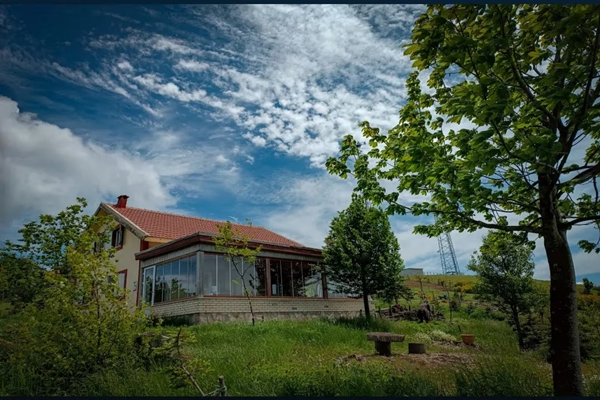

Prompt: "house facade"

[95,195,371,323]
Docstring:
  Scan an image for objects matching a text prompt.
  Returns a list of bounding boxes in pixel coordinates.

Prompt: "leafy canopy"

[0,199,150,395]
[326,5,600,248]
[322,194,405,301]
[468,231,536,313]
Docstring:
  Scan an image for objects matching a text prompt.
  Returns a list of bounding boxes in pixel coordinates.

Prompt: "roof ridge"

[105,203,264,228]
[103,203,304,246]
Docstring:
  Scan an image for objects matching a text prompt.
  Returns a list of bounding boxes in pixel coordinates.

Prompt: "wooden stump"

[408,343,426,354]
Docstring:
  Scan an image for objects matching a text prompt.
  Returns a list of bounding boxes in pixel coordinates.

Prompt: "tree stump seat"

[366,332,405,356]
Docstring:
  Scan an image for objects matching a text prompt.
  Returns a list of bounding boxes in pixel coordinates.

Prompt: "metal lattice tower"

[434,215,461,275]
[437,232,461,275]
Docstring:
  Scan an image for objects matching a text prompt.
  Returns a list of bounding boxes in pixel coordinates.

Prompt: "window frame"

[201,252,326,299]
[111,226,125,250]
[141,253,198,306]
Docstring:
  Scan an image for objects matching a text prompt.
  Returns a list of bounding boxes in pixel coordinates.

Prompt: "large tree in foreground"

[468,231,536,350]
[326,5,600,396]
[322,194,405,320]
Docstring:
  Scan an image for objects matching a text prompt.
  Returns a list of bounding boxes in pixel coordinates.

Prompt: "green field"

[54,317,600,397]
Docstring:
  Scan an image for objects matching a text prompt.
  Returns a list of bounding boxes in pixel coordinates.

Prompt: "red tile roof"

[103,203,306,248]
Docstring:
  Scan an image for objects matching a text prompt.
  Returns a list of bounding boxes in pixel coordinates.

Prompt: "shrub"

[428,329,457,343]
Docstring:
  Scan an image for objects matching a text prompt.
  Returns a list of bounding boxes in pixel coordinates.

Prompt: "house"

[400,268,424,276]
[94,195,370,323]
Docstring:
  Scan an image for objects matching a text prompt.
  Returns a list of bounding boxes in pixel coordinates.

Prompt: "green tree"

[0,252,45,311]
[379,270,412,306]
[0,200,150,395]
[213,220,262,326]
[322,194,404,320]
[468,231,536,350]
[582,278,594,295]
[326,5,600,395]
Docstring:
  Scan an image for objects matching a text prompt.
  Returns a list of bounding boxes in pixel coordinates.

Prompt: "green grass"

[2,304,598,396]
[74,316,582,397]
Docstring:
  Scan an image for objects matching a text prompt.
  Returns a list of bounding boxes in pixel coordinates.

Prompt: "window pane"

[280,260,293,297]
[171,260,182,300]
[217,255,230,295]
[242,259,256,296]
[230,257,244,296]
[270,259,281,296]
[179,257,189,298]
[142,267,154,305]
[117,272,126,289]
[189,255,197,296]
[304,263,322,298]
[255,258,267,296]
[292,261,304,297]
[162,262,172,301]
[203,254,217,296]
[155,265,164,303]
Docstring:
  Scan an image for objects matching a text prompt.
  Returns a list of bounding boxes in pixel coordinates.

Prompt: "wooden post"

[219,376,227,397]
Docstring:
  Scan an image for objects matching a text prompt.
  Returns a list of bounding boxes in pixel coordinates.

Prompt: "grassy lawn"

[77,316,600,397]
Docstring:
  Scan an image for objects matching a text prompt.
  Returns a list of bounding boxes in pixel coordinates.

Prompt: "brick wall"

[151,296,374,323]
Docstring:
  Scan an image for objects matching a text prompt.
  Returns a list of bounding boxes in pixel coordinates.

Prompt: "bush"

[0,244,151,395]
[429,329,457,343]
[468,306,505,321]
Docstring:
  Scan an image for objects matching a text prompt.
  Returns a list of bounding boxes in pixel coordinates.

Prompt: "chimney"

[115,195,129,208]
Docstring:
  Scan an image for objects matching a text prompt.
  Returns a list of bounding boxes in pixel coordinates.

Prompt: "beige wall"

[95,208,141,306]
[113,228,142,306]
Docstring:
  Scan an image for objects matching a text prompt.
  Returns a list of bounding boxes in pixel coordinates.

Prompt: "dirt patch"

[335,352,476,370]
[395,353,475,369]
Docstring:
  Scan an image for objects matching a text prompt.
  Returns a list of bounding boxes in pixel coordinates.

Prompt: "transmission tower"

[437,232,461,275]
[434,215,461,275]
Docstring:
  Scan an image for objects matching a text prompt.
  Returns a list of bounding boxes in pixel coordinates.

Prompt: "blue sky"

[0,5,598,283]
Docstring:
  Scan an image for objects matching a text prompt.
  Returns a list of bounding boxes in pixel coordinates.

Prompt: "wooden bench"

[366,332,405,356]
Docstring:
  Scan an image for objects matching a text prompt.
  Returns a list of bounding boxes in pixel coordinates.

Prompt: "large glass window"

[217,255,231,296]
[141,254,197,305]
[241,258,256,296]
[270,259,282,296]
[254,258,267,296]
[302,263,323,298]
[203,253,217,295]
[280,260,293,296]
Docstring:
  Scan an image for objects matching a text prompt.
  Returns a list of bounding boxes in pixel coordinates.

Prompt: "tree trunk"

[544,228,583,396]
[363,292,371,320]
[539,173,583,396]
[512,306,524,350]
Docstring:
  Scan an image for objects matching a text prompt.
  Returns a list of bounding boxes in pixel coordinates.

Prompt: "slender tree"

[322,194,404,320]
[468,231,536,350]
[213,220,262,326]
[326,5,600,395]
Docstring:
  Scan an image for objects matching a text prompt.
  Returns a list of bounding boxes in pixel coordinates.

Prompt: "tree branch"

[402,203,542,234]
[559,163,600,188]
[564,215,600,228]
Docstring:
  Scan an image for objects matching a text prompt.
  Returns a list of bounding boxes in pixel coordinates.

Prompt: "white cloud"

[175,59,209,72]
[117,61,134,71]
[0,96,175,227]
[133,74,209,103]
